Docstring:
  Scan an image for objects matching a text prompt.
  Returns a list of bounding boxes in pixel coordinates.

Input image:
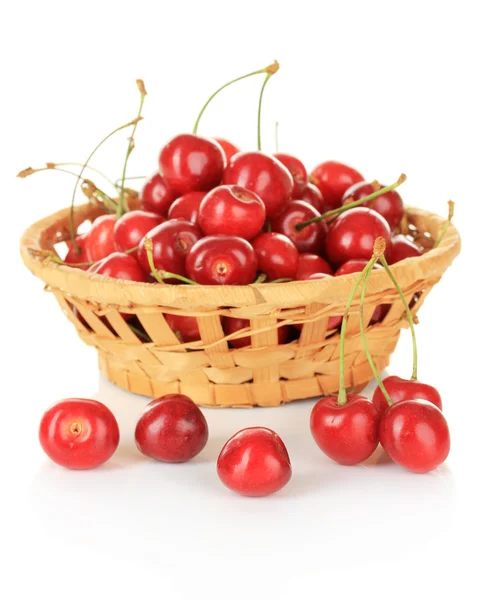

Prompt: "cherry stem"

[359,259,393,407]
[192,61,279,134]
[115,175,147,185]
[254,273,267,284]
[55,163,116,188]
[275,121,280,153]
[295,174,407,231]
[379,254,419,381]
[269,278,293,283]
[156,271,198,285]
[116,80,147,219]
[433,200,455,249]
[257,71,276,151]
[143,238,197,285]
[128,322,152,342]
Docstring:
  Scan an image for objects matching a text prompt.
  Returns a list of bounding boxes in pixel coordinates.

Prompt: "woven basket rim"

[20,203,461,310]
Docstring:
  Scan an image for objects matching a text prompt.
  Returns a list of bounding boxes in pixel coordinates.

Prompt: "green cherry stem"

[254,273,268,284]
[116,79,147,219]
[143,238,198,285]
[128,323,152,342]
[156,271,198,285]
[192,61,279,134]
[257,64,279,151]
[295,173,407,231]
[269,278,293,283]
[433,200,455,249]
[54,162,116,188]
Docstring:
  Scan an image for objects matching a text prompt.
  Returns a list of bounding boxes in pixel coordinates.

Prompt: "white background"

[1,1,492,598]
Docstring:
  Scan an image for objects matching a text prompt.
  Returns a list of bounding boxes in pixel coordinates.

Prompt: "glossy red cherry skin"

[223,317,289,348]
[296,273,342,331]
[198,185,266,240]
[166,314,201,343]
[135,394,208,463]
[310,161,364,212]
[273,153,308,198]
[185,235,257,285]
[372,375,443,416]
[310,394,379,465]
[85,214,117,262]
[379,400,450,473]
[141,173,177,216]
[39,399,120,469]
[252,232,299,280]
[159,134,226,195]
[65,233,89,269]
[217,427,292,497]
[167,192,207,224]
[343,181,404,230]
[387,235,423,264]
[296,253,333,279]
[213,138,240,162]
[271,200,325,254]
[90,252,147,282]
[138,219,202,282]
[325,208,391,266]
[223,151,294,218]
[113,210,163,253]
[299,183,325,213]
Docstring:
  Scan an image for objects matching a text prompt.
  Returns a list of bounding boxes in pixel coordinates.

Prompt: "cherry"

[223,317,289,348]
[379,400,450,473]
[135,394,208,463]
[113,210,163,253]
[343,181,404,230]
[223,152,294,219]
[251,232,299,280]
[373,375,442,416]
[198,185,266,240]
[386,234,422,264]
[168,191,207,224]
[271,200,325,254]
[65,233,89,269]
[138,219,202,283]
[185,235,257,285]
[39,398,120,469]
[295,253,333,279]
[273,153,308,198]
[217,427,292,497]
[299,182,325,213]
[214,138,240,162]
[296,273,342,331]
[310,161,364,212]
[159,134,226,195]
[166,314,201,343]
[85,214,117,262]
[325,208,391,266]
[90,252,147,282]
[141,172,177,216]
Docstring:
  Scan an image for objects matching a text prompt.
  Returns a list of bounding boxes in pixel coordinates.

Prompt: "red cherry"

[135,394,208,463]
[310,161,364,212]
[386,234,423,264]
[167,191,206,224]
[325,208,391,266]
[343,181,404,230]
[223,151,294,218]
[296,273,342,331]
[372,375,442,416]
[185,235,257,285]
[159,134,226,195]
[213,138,240,162]
[379,400,450,473]
[271,200,325,254]
[252,232,299,280]
[141,173,177,216]
[85,214,117,262]
[299,182,325,213]
[217,427,292,497]
[296,253,333,279]
[39,399,120,470]
[198,185,266,240]
[166,314,201,343]
[310,394,379,465]
[65,233,89,269]
[273,153,308,198]
[113,210,163,253]
[90,251,147,282]
[138,219,202,282]
[223,317,289,348]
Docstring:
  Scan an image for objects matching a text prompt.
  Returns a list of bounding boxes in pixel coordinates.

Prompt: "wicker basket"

[20,202,460,407]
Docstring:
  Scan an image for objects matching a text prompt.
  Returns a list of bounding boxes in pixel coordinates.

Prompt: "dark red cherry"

[223,317,289,348]
[222,151,294,218]
[299,183,325,213]
[310,161,364,212]
[141,173,177,216]
[138,219,202,283]
[271,200,325,254]
[386,234,423,264]
[167,192,206,224]
[166,314,201,343]
[213,138,240,162]
[325,208,391,266]
[185,236,257,285]
[296,253,333,279]
[65,233,89,269]
[90,252,147,282]
[296,273,342,331]
[158,134,226,195]
[273,153,308,198]
[252,232,299,281]
[198,185,265,240]
[113,210,163,253]
[85,214,117,262]
[343,181,404,230]
[372,375,443,416]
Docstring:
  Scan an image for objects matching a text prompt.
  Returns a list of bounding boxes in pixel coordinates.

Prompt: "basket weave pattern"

[21,204,460,407]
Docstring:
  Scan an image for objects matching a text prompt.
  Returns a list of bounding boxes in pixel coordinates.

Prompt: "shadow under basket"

[20,204,460,407]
